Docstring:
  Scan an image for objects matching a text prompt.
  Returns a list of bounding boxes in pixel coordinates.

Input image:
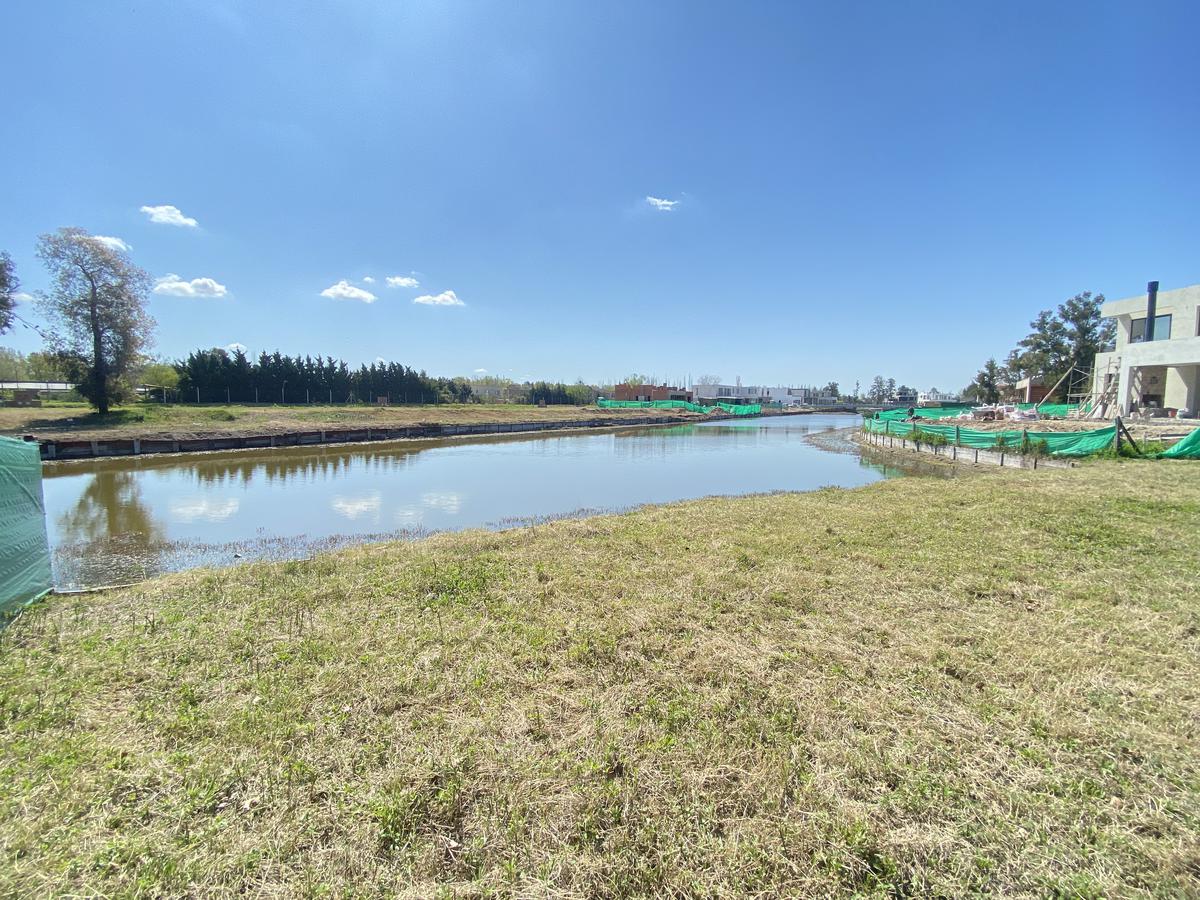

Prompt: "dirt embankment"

[0,403,709,443]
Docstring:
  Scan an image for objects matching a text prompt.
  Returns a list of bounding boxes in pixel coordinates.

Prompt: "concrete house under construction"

[1092,282,1200,418]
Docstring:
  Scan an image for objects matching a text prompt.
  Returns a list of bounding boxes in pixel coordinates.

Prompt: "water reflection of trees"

[611,424,789,460]
[183,447,421,488]
[53,469,170,588]
[55,469,165,546]
[45,445,427,490]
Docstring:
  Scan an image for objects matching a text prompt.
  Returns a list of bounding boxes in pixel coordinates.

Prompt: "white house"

[917,388,960,405]
[692,383,767,404]
[692,384,838,406]
[761,386,833,407]
[1092,282,1200,417]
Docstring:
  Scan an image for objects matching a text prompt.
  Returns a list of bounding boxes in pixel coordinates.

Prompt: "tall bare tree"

[36,228,154,413]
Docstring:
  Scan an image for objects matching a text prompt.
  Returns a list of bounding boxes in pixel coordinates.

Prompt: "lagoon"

[42,413,909,588]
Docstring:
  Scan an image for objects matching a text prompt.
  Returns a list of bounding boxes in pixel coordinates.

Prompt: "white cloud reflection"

[170,497,240,523]
[332,492,381,520]
[421,492,462,514]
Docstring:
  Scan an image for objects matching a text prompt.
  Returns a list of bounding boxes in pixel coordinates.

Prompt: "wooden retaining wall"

[859,429,1075,469]
[35,414,735,461]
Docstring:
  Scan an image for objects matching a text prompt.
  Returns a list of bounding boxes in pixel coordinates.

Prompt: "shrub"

[909,428,949,448]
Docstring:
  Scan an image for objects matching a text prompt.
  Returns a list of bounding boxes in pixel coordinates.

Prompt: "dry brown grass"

[0,402,701,442]
[2,461,1199,896]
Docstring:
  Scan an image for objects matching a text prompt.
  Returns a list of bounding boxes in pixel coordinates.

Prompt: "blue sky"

[3,1,1198,391]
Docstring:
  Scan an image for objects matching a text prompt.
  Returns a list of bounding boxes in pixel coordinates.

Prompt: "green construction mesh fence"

[1158,428,1200,459]
[873,402,1081,422]
[863,417,1116,457]
[597,399,763,416]
[0,436,52,616]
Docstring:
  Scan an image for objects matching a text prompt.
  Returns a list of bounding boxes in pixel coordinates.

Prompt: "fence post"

[1114,417,1122,453]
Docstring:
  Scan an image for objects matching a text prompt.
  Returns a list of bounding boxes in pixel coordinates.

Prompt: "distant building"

[692,383,767,405]
[613,383,693,402]
[761,386,839,407]
[917,388,961,406]
[998,376,1051,405]
[888,386,918,406]
[691,384,839,407]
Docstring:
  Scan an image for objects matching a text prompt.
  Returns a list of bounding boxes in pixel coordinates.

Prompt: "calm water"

[42,414,916,588]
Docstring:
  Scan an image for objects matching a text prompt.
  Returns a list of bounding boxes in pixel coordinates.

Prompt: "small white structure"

[1092,283,1200,417]
[917,388,960,405]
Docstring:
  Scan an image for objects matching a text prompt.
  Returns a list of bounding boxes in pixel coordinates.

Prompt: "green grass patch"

[1,462,1199,895]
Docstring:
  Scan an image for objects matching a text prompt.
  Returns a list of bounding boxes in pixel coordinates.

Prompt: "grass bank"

[0,402,700,442]
[2,462,1198,896]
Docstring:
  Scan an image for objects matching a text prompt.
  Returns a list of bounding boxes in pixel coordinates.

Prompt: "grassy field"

[0,401,698,441]
[2,461,1199,896]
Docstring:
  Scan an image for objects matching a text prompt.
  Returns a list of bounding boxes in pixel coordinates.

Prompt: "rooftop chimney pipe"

[1145,280,1159,342]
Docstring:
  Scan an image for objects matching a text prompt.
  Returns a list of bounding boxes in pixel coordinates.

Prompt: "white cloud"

[473,368,488,374]
[362,275,375,284]
[320,280,377,303]
[645,196,679,211]
[12,292,34,303]
[375,356,387,365]
[386,275,419,289]
[153,273,228,298]
[91,235,131,252]
[140,204,199,227]
[413,289,464,307]
[226,342,247,353]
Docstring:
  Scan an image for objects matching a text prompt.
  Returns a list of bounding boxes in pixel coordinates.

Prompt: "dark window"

[1130,314,1171,342]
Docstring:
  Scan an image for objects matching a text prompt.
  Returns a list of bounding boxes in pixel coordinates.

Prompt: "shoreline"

[34,411,730,462]
[32,406,862,463]
[851,427,1079,469]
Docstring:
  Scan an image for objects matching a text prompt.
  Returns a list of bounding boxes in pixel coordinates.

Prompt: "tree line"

[174,348,473,404]
[864,377,916,405]
[964,292,1113,404]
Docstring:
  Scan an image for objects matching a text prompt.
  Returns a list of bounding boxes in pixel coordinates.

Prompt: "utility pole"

[282,381,286,404]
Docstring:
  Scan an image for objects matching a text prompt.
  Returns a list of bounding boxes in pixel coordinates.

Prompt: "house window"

[1130,314,1171,342]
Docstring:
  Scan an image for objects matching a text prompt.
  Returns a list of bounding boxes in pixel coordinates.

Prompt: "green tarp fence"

[863,416,1116,457]
[873,402,1081,422]
[0,436,52,616]
[873,404,973,421]
[598,398,763,416]
[1158,428,1200,459]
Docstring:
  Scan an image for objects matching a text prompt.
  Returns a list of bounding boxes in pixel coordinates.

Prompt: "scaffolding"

[1067,356,1124,419]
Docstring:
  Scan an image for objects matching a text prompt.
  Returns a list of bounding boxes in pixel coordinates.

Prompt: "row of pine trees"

[175,349,473,404]
[173,348,592,406]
